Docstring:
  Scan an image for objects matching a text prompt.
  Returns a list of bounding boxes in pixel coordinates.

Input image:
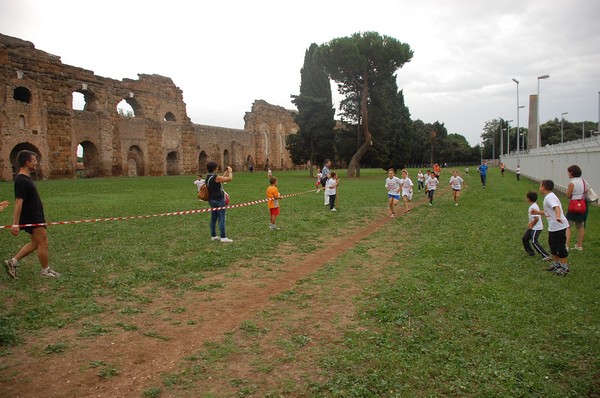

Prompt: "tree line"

[286,32,478,177]
[286,32,595,176]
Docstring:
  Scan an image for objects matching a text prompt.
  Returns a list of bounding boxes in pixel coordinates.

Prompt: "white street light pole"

[537,75,549,149]
[561,112,568,143]
[512,78,520,165]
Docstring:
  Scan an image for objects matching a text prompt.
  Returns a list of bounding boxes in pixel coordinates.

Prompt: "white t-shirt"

[543,192,568,232]
[193,179,205,192]
[528,202,543,231]
[385,176,402,195]
[449,176,464,190]
[400,177,413,196]
[570,177,585,200]
[427,177,439,191]
[325,178,337,196]
[417,172,424,182]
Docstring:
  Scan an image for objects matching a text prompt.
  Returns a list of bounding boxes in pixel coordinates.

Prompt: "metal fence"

[500,135,600,198]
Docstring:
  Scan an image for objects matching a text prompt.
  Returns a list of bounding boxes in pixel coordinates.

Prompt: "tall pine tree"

[287,43,335,176]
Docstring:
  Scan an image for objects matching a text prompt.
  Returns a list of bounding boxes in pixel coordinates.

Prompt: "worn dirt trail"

[2,204,412,397]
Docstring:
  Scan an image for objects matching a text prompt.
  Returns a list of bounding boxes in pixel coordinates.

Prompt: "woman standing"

[565,165,587,251]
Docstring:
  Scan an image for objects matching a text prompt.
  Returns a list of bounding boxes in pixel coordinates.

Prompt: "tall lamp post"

[512,78,520,165]
[537,74,549,148]
[561,112,568,143]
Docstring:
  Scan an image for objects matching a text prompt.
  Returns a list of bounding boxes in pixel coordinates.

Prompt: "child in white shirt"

[325,172,339,212]
[385,168,402,218]
[426,171,439,206]
[449,169,465,206]
[523,191,550,260]
[399,169,413,213]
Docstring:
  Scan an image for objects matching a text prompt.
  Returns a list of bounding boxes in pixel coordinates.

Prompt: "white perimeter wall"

[500,135,600,199]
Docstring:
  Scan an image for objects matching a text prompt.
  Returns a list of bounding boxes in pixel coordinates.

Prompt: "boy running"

[532,180,569,275]
[523,191,550,260]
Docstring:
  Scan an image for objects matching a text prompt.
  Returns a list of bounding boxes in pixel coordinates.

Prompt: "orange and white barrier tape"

[1,189,318,229]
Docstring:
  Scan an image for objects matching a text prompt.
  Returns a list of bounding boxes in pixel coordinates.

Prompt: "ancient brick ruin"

[0,33,298,180]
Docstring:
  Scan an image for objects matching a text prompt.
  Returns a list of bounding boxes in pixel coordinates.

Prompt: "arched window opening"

[13,87,31,103]
[117,99,135,117]
[166,151,179,175]
[76,141,100,178]
[18,115,26,129]
[128,145,144,177]
[164,112,176,122]
[72,90,99,111]
[198,151,208,174]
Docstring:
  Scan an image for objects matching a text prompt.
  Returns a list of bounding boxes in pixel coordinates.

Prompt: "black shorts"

[548,229,568,258]
[22,225,46,235]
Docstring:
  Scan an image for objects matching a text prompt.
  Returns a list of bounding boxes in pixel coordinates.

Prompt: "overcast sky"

[1,0,599,145]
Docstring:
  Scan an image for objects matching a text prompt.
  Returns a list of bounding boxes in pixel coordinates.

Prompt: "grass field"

[0,167,598,397]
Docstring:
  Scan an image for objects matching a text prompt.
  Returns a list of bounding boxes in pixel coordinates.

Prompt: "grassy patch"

[1,169,599,396]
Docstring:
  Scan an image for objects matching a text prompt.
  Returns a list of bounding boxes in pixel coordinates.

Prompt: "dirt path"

[1,200,418,397]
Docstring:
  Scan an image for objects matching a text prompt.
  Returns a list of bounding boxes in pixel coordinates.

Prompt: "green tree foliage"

[318,32,413,176]
[287,43,336,176]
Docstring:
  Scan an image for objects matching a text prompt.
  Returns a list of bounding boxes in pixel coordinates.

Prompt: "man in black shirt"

[4,150,60,278]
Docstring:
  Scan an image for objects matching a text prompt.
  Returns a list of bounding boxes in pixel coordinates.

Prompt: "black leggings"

[428,189,435,204]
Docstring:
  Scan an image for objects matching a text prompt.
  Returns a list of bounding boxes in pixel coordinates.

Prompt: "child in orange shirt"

[266,177,283,230]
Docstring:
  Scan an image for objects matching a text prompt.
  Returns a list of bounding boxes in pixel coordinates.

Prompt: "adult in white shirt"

[565,165,588,251]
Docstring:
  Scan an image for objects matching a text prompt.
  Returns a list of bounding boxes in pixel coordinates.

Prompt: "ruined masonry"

[0,33,298,180]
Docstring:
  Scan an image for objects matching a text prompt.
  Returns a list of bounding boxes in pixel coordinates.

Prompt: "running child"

[385,168,402,218]
[399,169,413,213]
[316,168,323,193]
[449,169,465,206]
[532,179,569,275]
[266,177,283,230]
[426,170,439,206]
[193,174,205,192]
[522,191,550,260]
[417,169,425,192]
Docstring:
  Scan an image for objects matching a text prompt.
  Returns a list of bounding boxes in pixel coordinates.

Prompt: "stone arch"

[198,151,208,173]
[246,155,254,172]
[9,143,42,180]
[127,145,145,177]
[223,149,230,169]
[13,86,32,103]
[72,89,99,112]
[166,151,180,175]
[117,97,142,118]
[164,112,176,122]
[77,140,101,178]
